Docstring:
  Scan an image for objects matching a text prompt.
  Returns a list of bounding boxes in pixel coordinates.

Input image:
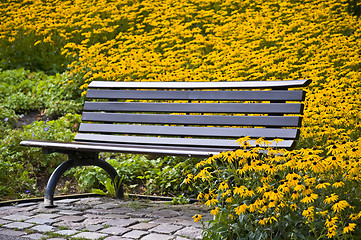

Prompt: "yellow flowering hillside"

[1,0,361,238]
[1,0,360,150]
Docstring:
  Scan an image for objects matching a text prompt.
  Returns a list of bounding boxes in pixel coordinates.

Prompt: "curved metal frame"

[44,152,123,208]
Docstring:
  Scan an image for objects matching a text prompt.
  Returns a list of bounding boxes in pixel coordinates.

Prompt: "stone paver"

[0,196,210,240]
[175,226,203,240]
[130,222,158,231]
[0,229,27,237]
[3,222,34,230]
[31,224,56,232]
[122,230,148,239]
[141,233,173,240]
[26,217,58,225]
[26,233,46,239]
[104,218,139,227]
[55,229,78,236]
[73,232,108,240]
[150,223,183,234]
[100,226,130,235]
[2,215,32,221]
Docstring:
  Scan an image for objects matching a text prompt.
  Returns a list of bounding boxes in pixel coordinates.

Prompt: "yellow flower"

[325,216,338,228]
[324,194,338,204]
[205,198,219,208]
[332,180,345,188]
[210,207,219,216]
[332,200,350,213]
[315,182,331,189]
[301,193,318,204]
[258,218,267,225]
[302,206,314,222]
[192,214,202,223]
[218,181,229,191]
[235,203,248,215]
[343,223,356,234]
[184,174,193,184]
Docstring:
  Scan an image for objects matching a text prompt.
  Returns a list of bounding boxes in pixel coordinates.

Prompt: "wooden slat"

[86,90,306,101]
[81,112,302,127]
[20,140,227,157]
[74,133,295,149]
[78,123,299,139]
[83,102,304,114]
[88,79,312,89]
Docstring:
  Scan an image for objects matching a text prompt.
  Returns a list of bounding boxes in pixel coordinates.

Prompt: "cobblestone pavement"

[0,197,211,240]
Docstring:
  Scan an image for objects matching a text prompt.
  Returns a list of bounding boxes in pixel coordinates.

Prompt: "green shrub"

[0,114,81,200]
[71,153,200,197]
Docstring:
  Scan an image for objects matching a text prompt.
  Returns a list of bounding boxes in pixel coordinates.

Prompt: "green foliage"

[0,69,83,117]
[71,154,200,197]
[169,194,191,205]
[0,113,81,200]
[92,176,124,197]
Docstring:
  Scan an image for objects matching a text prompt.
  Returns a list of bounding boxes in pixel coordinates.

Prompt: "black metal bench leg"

[44,152,124,208]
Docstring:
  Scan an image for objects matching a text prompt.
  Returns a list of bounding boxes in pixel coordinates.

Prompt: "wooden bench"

[20,79,311,207]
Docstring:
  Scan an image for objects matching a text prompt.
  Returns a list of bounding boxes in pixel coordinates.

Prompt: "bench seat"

[20,79,311,207]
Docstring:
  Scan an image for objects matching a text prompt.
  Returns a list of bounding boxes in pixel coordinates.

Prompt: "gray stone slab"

[94,202,120,209]
[104,219,139,227]
[150,224,183,234]
[85,224,104,232]
[151,210,181,218]
[0,219,11,226]
[174,219,202,228]
[141,233,173,240]
[174,237,189,240]
[175,226,203,240]
[26,233,46,239]
[125,212,153,218]
[73,232,108,240]
[55,229,78,236]
[25,217,58,225]
[3,222,33,230]
[53,221,83,230]
[31,224,56,232]
[2,214,32,221]
[58,210,83,216]
[104,236,133,240]
[150,218,175,224]
[83,218,106,225]
[15,203,38,208]
[56,215,86,222]
[0,229,26,236]
[100,226,130,235]
[32,213,60,219]
[54,199,80,204]
[129,222,158,231]
[122,230,148,239]
[102,214,130,219]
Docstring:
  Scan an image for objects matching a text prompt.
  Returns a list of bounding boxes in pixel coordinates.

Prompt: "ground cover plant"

[1,0,361,238]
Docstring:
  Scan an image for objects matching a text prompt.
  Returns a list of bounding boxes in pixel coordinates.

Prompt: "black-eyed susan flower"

[301,193,318,204]
[302,206,314,222]
[205,198,218,208]
[332,200,351,213]
[324,193,338,204]
[192,214,202,223]
[343,223,356,234]
[235,203,248,215]
[210,207,219,216]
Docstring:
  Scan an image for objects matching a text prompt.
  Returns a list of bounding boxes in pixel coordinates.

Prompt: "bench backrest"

[74,80,311,155]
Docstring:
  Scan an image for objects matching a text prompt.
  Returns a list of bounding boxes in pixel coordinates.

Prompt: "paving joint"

[0,196,211,240]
